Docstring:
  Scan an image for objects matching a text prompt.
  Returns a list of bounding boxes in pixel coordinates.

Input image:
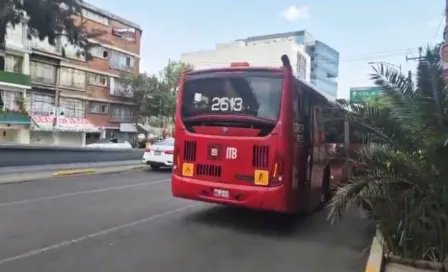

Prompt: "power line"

[183,47,419,67]
[340,47,420,60]
[432,12,445,43]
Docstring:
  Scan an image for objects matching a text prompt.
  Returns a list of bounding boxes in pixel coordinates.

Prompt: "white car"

[143,138,174,170]
[86,138,132,149]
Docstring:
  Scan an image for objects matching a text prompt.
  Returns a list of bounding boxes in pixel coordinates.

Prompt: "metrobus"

[171,55,358,214]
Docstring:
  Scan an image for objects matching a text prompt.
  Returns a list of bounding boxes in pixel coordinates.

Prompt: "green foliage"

[119,60,193,126]
[1,0,104,59]
[327,46,448,263]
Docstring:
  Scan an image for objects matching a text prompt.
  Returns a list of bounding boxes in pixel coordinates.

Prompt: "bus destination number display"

[211,97,243,112]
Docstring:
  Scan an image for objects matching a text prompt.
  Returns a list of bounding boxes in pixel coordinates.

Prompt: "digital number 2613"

[211,97,243,111]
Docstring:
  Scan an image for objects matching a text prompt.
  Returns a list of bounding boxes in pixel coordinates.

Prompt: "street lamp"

[368,61,402,73]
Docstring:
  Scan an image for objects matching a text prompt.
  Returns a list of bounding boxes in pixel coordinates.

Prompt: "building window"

[89,46,109,59]
[88,73,108,87]
[110,105,133,122]
[30,93,55,115]
[60,67,86,89]
[4,55,23,73]
[109,77,133,97]
[30,61,57,85]
[60,98,85,118]
[82,9,109,25]
[88,102,109,114]
[0,90,21,111]
[110,51,134,71]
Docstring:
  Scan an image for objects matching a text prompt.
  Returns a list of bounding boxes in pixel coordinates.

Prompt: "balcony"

[0,70,32,88]
[0,111,30,125]
[110,114,135,123]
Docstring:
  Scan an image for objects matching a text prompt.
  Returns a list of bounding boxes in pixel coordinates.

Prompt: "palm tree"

[327,46,448,264]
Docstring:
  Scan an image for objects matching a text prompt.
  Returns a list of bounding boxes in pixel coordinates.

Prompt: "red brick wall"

[63,13,142,127]
[86,112,119,128]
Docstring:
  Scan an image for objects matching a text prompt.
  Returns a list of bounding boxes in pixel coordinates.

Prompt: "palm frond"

[326,45,448,263]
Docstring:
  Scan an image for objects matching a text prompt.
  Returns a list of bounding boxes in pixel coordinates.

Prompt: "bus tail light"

[270,156,284,186]
[173,145,181,175]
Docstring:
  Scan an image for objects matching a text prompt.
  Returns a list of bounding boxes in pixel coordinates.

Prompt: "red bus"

[171,55,353,214]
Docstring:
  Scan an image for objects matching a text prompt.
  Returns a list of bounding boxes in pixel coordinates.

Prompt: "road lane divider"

[0,178,170,208]
[53,165,147,177]
[0,203,200,266]
[1,164,149,184]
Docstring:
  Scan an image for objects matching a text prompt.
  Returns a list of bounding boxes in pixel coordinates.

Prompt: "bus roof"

[185,66,339,108]
[186,66,284,76]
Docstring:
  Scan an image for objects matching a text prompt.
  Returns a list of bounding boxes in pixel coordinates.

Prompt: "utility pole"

[53,67,61,145]
[444,0,448,42]
[406,47,423,62]
[408,1,448,128]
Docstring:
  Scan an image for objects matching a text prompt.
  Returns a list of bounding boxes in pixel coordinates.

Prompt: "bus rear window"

[181,72,283,121]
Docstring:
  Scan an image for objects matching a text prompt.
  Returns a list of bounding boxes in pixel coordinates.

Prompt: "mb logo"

[226,147,237,159]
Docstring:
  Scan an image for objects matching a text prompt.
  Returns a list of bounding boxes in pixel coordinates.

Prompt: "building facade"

[306,41,339,97]
[181,40,311,81]
[0,22,32,144]
[1,2,142,146]
[240,30,339,97]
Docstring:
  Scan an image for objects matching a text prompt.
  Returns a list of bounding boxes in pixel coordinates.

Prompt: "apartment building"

[0,22,32,144]
[240,30,339,98]
[0,2,142,146]
[181,40,311,81]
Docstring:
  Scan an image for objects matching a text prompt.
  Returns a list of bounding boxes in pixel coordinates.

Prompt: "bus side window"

[300,92,312,144]
[293,81,300,120]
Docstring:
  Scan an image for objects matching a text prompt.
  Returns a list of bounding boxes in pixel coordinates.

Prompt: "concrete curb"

[129,165,146,170]
[53,169,97,176]
[365,229,385,272]
[0,164,148,185]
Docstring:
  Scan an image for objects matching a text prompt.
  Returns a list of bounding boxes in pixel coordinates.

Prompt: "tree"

[156,60,194,123]
[1,0,104,59]
[327,46,448,264]
[118,72,160,124]
[119,60,193,127]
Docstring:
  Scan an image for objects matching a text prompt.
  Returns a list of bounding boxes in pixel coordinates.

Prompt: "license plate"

[154,151,161,156]
[213,189,229,198]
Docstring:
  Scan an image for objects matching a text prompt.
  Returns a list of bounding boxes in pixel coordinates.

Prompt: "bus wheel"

[320,166,331,204]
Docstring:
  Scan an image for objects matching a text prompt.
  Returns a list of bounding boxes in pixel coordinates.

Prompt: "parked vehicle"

[143,137,174,169]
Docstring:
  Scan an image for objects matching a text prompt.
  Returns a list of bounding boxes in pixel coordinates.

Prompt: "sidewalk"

[0,160,146,184]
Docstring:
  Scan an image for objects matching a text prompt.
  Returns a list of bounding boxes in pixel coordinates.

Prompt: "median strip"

[53,169,97,177]
[1,164,148,185]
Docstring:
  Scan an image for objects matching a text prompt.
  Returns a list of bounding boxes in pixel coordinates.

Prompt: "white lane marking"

[0,204,199,266]
[0,179,170,208]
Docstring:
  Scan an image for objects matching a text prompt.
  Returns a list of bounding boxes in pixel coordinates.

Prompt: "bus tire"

[320,166,331,204]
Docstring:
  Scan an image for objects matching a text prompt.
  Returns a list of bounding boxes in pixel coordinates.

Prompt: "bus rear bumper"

[171,175,289,213]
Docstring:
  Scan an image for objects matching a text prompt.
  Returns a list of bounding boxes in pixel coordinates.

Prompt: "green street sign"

[350,87,382,103]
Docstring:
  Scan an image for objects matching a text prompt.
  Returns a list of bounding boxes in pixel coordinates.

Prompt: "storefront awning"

[120,123,137,133]
[31,116,100,133]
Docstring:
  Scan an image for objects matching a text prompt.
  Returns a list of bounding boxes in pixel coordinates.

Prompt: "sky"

[88,0,445,99]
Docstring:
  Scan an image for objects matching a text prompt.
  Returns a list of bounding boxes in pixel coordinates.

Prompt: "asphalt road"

[0,169,375,272]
